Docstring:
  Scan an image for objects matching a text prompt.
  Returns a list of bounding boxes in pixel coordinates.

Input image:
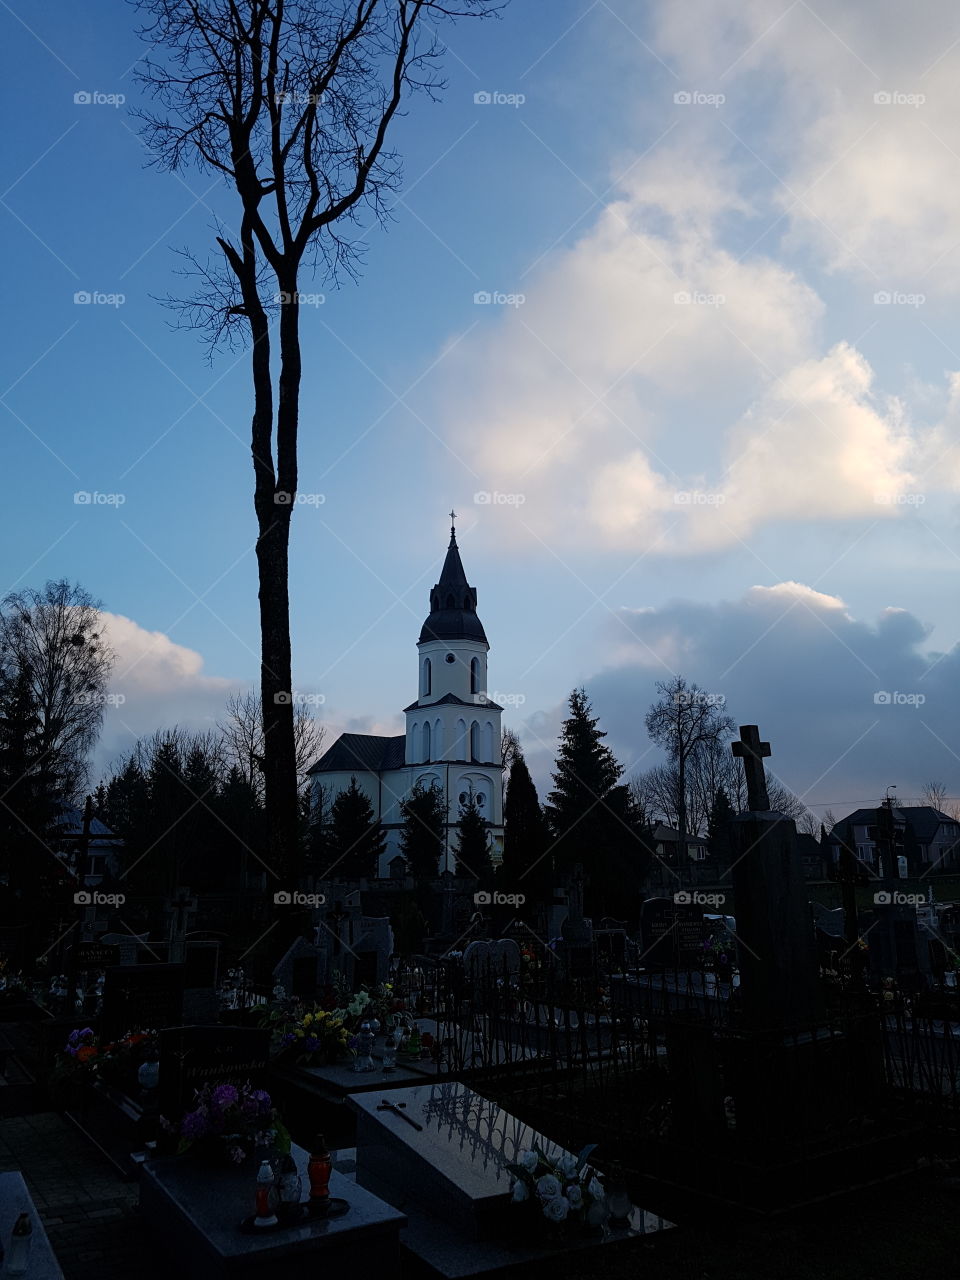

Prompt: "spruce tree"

[502,748,549,895]
[399,780,446,881]
[329,776,387,879]
[707,786,735,872]
[453,794,493,883]
[546,688,650,916]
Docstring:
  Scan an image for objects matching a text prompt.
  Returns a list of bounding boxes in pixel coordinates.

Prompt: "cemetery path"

[0,1112,167,1280]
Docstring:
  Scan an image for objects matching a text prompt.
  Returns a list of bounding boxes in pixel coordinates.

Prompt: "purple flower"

[181,1109,208,1140]
[212,1083,238,1107]
[251,1089,272,1115]
[281,1032,296,1046]
[305,1036,320,1052]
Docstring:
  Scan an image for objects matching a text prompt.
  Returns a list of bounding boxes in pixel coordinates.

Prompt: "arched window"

[484,721,494,761]
[422,657,431,697]
[434,718,443,758]
[456,718,467,760]
[470,657,480,695]
[470,720,480,761]
[410,722,420,763]
[446,593,456,609]
[423,720,432,763]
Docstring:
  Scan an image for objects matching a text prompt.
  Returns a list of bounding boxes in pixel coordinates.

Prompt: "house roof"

[829,806,956,845]
[306,732,407,776]
[652,824,707,846]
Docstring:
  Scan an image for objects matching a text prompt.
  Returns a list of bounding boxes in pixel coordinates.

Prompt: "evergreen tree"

[707,786,736,872]
[546,688,650,916]
[399,780,446,881]
[502,748,549,895]
[453,794,493,883]
[329,776,386,879]
[0,661,58,926]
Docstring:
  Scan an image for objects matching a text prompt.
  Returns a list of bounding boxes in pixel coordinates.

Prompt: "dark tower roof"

[418,518,488,645]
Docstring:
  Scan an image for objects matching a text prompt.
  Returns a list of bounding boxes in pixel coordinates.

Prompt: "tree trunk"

[244,262,300,889]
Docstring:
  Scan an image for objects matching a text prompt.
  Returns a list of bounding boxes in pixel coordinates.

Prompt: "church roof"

[418,523,488,646]
[402,692,502,713]
[306,732,406,776]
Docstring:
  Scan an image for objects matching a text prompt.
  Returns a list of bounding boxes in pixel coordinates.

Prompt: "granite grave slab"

[140,1142,405,1279]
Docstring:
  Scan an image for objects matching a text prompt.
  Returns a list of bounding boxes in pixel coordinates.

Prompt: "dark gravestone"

[101,964,186,1040]
[184,942,219,989]
[727,726,822,1030]
[158,1025,270,1125]
[640,898,705,968]
[292,956,318,997]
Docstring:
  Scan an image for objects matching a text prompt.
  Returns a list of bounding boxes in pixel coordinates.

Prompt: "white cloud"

[95,613,238,774]
[435,1,960,554]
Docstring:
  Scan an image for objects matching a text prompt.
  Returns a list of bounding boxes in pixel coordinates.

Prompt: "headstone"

[273,937,325,999]
[157,1024,270,1124]
[101,963,186,1039]
[100,932,149,965]
[727,724,823,1029]
[354,916,394,985]
[639,897,705,968]
[560,864,594,978]
[462,937,521,979]
[164,889,198,965]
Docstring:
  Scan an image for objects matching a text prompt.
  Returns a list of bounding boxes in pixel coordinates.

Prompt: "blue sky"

[5,1,960,815]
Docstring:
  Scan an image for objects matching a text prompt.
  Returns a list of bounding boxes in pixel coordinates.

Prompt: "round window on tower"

[445,652,456,664]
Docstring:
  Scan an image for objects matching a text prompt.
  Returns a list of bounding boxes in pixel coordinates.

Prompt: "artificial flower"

[536,1174,561,1200]
[520,1150,538,1172]
[511,1180,529,1203]
[543,1195,570,1222]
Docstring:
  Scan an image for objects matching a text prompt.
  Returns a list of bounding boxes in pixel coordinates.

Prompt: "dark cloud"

[518,584,960,815]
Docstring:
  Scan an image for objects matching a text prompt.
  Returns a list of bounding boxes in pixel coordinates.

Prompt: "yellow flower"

[295,1029,305,1038]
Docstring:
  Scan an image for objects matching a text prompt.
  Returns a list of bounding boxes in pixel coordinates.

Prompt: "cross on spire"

[449,509,457,543]
[731,724,771,811]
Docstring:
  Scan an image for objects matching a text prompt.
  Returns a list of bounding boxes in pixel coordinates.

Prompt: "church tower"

[404,516,503,857]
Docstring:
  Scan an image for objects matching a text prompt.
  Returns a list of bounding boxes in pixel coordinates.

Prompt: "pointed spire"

[419,515,488,646]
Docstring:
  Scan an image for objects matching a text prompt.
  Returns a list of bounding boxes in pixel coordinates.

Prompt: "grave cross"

[165,888,197,964]
[731,724,771,811]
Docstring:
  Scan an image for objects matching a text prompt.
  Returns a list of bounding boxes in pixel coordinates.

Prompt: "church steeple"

[419,515,488,645]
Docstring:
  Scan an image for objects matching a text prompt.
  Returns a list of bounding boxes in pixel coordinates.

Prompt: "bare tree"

[919,780,948,812]
[133,0,495,879]
[644,677,735,871]
[766,777,818,835]
[0,580,114,800]
[219,689,325,796]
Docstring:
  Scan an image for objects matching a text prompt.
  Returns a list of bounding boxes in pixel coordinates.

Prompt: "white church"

[307,518,504,875]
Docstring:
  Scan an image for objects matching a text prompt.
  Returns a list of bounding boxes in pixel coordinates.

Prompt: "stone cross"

[165,888,197,964]
[732,725,771,811]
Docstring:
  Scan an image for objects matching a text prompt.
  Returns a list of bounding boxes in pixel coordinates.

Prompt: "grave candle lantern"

[307,1134,332,1213]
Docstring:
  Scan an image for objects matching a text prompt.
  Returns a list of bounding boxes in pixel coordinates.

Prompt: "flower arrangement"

[277,1008,352,1063]
[506,1145,603,1231]
[166,1081,290,1165]
[701,932,734,970]
[98,1029,159,1090]
[49,1028,100,1106]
